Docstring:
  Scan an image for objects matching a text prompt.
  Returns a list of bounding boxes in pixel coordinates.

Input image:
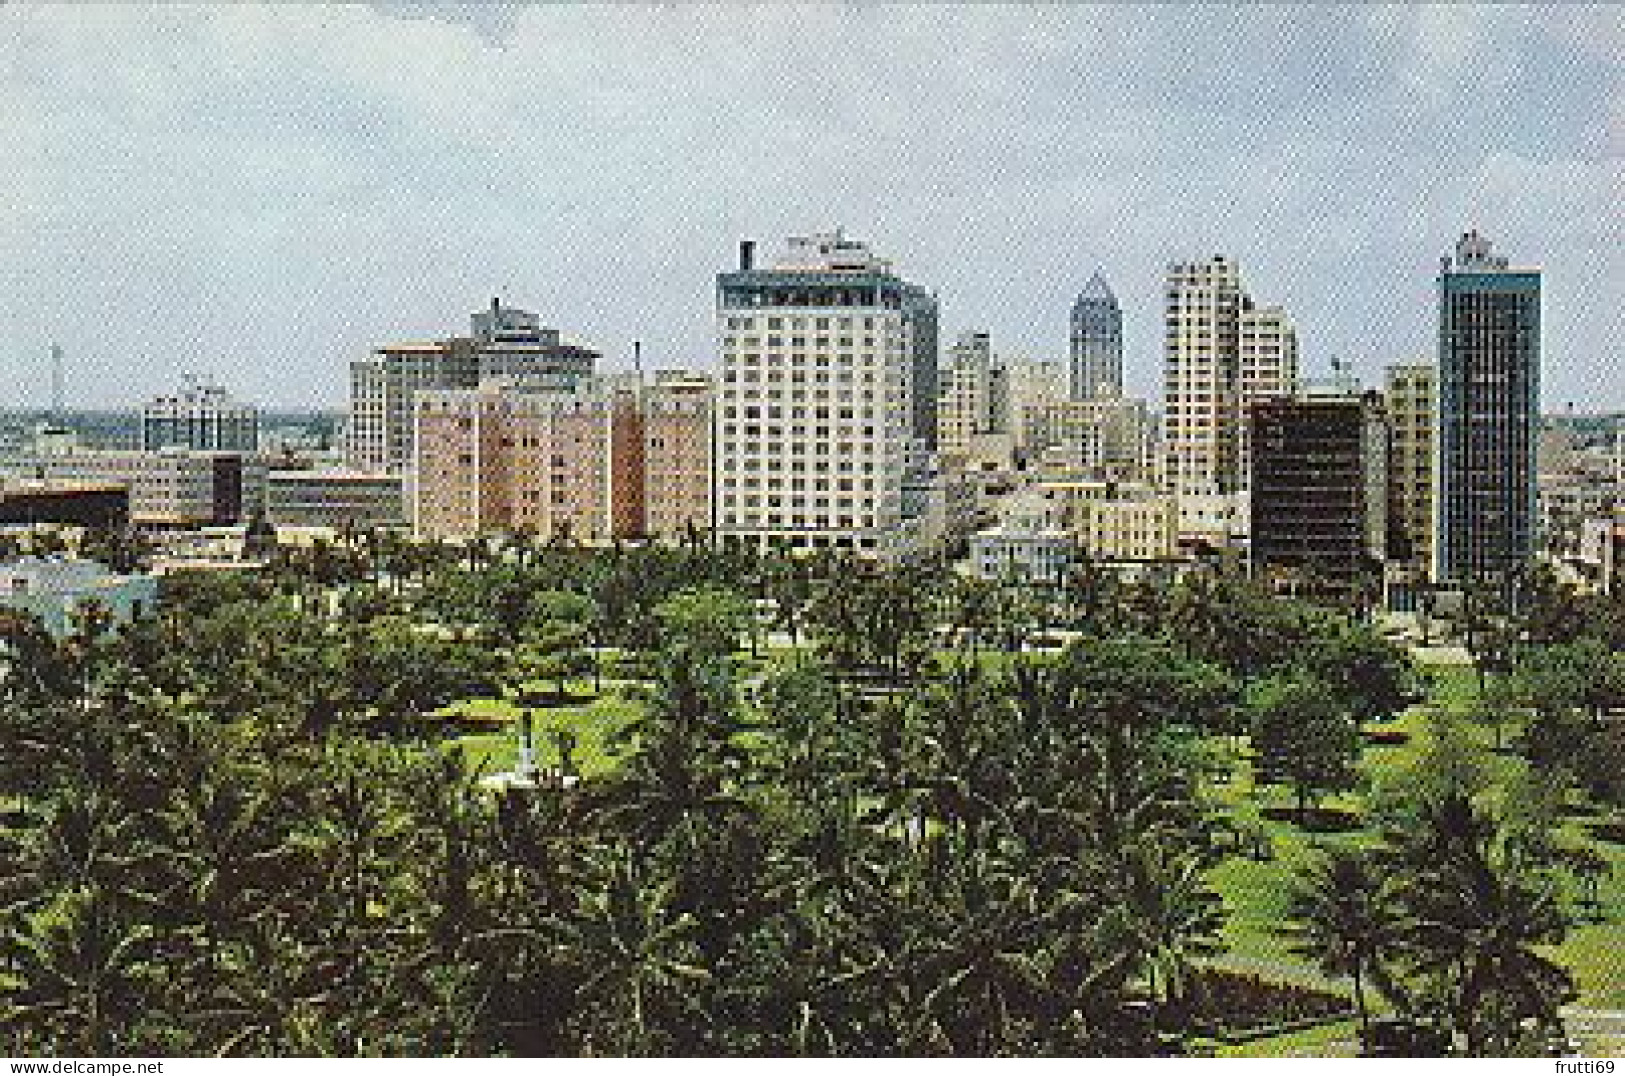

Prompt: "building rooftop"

[1075,271,1116,304]
[0,556,138,594]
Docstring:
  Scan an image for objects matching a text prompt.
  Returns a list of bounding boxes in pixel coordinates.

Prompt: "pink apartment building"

[412,373,712,543]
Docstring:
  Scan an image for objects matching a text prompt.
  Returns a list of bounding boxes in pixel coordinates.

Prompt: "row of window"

[726,335,878,349]
[725,476,872,492]
[724,495,871,510]
[724,351,901,367]
[723,458,879,473]
[726,405,877,420]
[726,368,876,384]
[722,513,878,529]
[723,316,879,331]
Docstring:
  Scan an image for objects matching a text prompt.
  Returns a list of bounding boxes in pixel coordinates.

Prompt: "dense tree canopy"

[1,528,1606,1056]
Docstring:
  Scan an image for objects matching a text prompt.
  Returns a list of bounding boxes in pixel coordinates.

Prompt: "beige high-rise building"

[1002,357,1067,430]
[640,372,715,541]
[411,373,711,543]
[1237,304,1299,487]
[937,331,999,456]
[1017,397,1152,484]
[1162,256,1297,541]
[1385,362,1437,570]
[347,301,598,476]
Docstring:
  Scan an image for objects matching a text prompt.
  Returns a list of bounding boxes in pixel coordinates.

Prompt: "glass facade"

[1069,273,1122,401]
[1435,238,1541,587]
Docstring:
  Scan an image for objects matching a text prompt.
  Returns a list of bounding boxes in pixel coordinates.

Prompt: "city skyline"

[1,4,1619,410]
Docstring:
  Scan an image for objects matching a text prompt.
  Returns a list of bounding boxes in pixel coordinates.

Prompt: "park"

[3,528,1623,1056]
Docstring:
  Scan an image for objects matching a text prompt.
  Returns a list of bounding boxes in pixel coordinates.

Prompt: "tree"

[653,588,751,662]
[1,884,160,1055]
[528,591,598,699]
[1384,796,1576,1056]
[1367,708,1490,830]
[1281,845,1399,1038]
[556,849,711,1055]
[1300,619,1414,728]
[1248,673,1360,817]
[1114,839,1225,1020]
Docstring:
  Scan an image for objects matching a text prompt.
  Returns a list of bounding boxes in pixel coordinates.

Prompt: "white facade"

[969,492,1075,582]
[1163,256,1297,542]
[715,232,928,557]
[0,557,158,637]
[141,382,259,453]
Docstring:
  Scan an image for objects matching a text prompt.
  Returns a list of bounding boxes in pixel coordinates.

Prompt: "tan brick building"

[412,373,711,543]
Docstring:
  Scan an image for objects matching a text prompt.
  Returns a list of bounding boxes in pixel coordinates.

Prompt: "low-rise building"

[141,382,259,452]
[0,556,158,636]
[969,492,1076,582]
[1576,509,1625,594]
[1031,479,1178,563]
[5,450,265,528]
[0,481,129,531]
[265,471,405,531]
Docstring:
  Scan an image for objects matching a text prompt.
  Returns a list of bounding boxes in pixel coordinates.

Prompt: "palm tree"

[1281,844,1399,1038]
[0,884,160,1054]
[1387,795,1577,1055]
[556,848,711,1055]
[1112,838,1225,1022]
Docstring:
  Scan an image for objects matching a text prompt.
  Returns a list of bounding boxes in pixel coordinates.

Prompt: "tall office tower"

[1435,231,1541,587]
[716,231,933,556]
[1249,385,1388,595]
[937,331,1000,455]
[141,381,260,452]
[1162,255,1297,541]
[347,300,598,475]
[902,286,940,451]
[1385,362,1437,570]
[1069,271,1123,400]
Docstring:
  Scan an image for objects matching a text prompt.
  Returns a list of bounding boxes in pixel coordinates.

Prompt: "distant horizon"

[4,401,1623,425]
[4,5,1618,410]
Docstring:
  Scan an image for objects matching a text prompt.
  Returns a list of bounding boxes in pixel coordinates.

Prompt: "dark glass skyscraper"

[1069,271,1122,400]
[1435,231,1541,587]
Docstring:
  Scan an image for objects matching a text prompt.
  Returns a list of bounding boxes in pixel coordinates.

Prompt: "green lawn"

[439,687,641,778]
[1206,653,1625,1054]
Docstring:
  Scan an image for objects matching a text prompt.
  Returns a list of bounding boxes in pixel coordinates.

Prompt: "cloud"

[0,3,1618,411]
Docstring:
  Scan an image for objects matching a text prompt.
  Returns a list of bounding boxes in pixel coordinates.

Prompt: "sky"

[1,3,1620,412]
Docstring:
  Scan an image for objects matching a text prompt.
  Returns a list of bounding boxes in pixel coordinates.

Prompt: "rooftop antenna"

[48,343,64,422]
[632,340,644,383]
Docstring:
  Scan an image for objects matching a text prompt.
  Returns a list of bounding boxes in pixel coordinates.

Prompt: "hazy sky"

[2,4,1620,411]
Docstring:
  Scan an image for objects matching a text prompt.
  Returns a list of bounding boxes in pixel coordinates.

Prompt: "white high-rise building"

[1162,255,1296,541]
[715,231,936,557]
